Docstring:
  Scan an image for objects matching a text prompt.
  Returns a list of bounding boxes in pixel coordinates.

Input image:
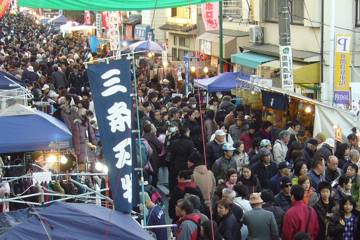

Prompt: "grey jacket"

[244,208,280,240]
[273,139,288,164]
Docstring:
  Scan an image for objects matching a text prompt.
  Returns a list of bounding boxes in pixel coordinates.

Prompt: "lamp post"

[184,53,199,96]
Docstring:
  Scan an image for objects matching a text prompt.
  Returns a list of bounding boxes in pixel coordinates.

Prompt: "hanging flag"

[0,0,12,19]
[95,12,102,38]
[102,11,109,30]
[84,11,91,25]
[87,60,133,213]
[108,11,120,51]
[201,2,219,31]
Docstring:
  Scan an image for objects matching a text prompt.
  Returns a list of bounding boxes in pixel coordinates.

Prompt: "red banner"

[0,0,11,19]
[84,11,91,25]
[201,2,219,31]
[102,11,109,30]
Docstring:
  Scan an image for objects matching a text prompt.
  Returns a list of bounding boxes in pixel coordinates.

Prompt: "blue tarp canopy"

[194,72,250,92]
[0,71,24,90]
[0,202,153,240]
[0,104,72,153]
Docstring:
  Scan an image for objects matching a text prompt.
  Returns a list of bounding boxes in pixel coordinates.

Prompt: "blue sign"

[134,24,153,41]
[87,60,133,213]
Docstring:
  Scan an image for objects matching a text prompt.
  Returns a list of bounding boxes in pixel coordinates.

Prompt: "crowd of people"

[1,11,360,240]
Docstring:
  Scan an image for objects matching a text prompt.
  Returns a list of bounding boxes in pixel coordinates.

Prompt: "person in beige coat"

[187,150,216,207]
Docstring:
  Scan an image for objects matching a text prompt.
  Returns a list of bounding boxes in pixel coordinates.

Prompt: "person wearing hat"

[282,185,320,240]
[251,148,278,190]
[212,143,237,183]
[317,138,335,162]
[139,192,168,240]
[273,130,291,164]
[243,192,279,240]
[270,161,292,195]
[188,151,216,207]
[313,181,339,240]
[303,138,318,167]
[274,176,293,212]
[207,129,226,168]
[229,116,243,144]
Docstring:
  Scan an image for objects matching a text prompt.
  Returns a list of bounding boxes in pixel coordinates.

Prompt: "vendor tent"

[0,72,32,111]
[0,202,153,240]
[19,0,217,11]
[0,104,72,153]
[127,40,164,54]
[194,72,250,92]
[47,15,67,26]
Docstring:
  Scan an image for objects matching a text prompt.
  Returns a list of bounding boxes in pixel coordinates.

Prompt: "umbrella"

[127,40,164,54]
[0,202,154,240]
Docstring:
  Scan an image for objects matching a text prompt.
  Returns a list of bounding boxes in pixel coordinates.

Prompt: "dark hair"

[298,175,310,186]
[335,143,350,160]
[188,150,204,167]
[291,120,301,128]
[217,198,232,210]
[261,189,274,203]
[294,232,311,240]
[262,121,272,129]
[312,154,325,169]
[143,123,152,134]
[185,194,201,210]
[226,168,238,181]
[205,109,215,120]
[293,161,307,177]
[338,175,351,187]
[340,195,356,216]
[318,181,332,193]
[348,133,357,141]
[345,163,359,174]
[291,185,305,201]
[242,164,251,172]
[252,137,262,149]
[176,199,194,214]
[233,183,249,199]
[178,170,193,180]
[201,220,223,240]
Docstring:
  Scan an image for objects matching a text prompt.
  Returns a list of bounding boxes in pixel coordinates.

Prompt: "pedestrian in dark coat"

[168,126,194,191]
[238,165,261,194]
[52,65,68,90]
[251,148,278,190]
[206,129,226,168]
[261,189,285,234]
[216,198,242,240]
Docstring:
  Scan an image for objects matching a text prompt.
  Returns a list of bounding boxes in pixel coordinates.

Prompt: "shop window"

[356,0,360,27]
[223,0,242,20]
[174,36,177,46]
[178,37,190,48]
[265,0,304,24]
[171,7,191,19]
[172,48,178,60]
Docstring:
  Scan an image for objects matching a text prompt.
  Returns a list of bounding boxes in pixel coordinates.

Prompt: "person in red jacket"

[282,185,319,240]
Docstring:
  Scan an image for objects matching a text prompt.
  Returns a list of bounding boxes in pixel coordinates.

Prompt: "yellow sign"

[335,127,342,142]
[334,34,352,105]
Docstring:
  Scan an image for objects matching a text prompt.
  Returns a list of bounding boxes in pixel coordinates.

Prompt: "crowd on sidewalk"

[1,12,360,240]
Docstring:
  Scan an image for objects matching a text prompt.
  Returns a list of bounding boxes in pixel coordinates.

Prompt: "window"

[265,0,304,24]
[223,0,242,20]
[171,7,191,19]
[172,48,178,61]
[356,0,360,27]
[178,37,190,48]
[174,36,177,46]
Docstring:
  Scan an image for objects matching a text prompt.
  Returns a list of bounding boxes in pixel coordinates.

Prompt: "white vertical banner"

[201,2,219,31]
[96,13,102,38]
[108,11,120,51]
[279,45,294,92]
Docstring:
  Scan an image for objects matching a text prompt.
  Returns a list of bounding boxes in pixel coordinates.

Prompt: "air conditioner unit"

[249,25,264,45]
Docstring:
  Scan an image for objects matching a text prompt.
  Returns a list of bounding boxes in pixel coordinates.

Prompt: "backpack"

[176,213,202,240]
[136,138,153,173]
[144,184,163,207]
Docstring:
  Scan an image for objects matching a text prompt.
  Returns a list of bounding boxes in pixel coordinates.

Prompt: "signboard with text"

[334,34,352,106]
[279,45,294,92]
[201,2,219,31]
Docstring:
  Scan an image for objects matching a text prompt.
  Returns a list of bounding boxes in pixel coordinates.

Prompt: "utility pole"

[278,0,294,92]
[219,0,224,73]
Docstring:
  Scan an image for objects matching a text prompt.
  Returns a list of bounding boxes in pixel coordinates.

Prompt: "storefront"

[122,14,142,41]
[134,24,154,41]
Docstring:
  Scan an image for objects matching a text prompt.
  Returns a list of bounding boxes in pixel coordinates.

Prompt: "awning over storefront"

[231,52,275,69]
[196,32,236,59]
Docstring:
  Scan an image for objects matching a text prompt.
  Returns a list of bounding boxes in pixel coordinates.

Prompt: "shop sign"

[95,13,102,38]
[334,34,352,106]
[102,12,109,29]
[108,11,121,51]
[125,25,133,41]
[201,2,219,31]
[279,45,294,92]
[0,0,11,19]
[84,11,91,25]
[335,127,343,142]
[134,25,152,41]
[200,39,211,55]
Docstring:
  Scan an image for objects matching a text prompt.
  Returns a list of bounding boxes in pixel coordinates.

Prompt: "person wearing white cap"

[317,137,335,162]
[207,129,226,168]
[212,143,237,183]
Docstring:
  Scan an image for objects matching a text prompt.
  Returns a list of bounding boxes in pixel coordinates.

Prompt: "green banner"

[19,0,218,11]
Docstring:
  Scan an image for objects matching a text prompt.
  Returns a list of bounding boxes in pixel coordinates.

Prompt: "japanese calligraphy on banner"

[279,45,294,92]
[102,11,109,30]
[201,2,219,31]
[95,13,102,38]
[87,60,133,213]
[0,0,12,19]
[108,11,121,51]
[334,34,352,105]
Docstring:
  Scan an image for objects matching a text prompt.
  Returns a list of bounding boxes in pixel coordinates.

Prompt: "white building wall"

[141,9,170,43]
